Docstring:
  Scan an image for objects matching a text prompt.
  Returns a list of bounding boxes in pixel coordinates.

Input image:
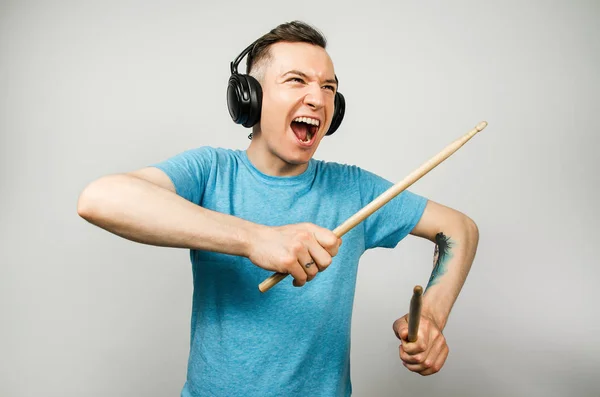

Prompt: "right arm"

[77,167,257,255]
[77,167,340,286]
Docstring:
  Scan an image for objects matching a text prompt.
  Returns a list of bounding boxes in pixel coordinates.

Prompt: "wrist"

[239,221,267,259]
[421,301,448,331]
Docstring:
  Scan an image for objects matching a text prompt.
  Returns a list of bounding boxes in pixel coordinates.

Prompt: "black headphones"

[226,41,345,136]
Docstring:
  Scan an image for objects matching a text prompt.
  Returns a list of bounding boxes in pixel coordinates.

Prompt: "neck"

[246,136,309,177]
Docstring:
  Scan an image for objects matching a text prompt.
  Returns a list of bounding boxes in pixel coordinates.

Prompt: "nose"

[303,84,325,110]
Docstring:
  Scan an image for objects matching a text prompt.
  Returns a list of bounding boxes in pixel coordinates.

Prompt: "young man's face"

[251,41,338,174]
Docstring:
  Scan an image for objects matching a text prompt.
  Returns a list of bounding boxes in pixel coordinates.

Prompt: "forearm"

[77,173,259,257]
[422,216,479,330]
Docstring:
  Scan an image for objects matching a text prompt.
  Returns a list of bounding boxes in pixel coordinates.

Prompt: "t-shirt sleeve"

[357,167,428,250]
[149,146,215,205]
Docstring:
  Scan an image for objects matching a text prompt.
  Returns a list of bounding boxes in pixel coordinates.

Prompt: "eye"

[288,77,305,84]
[323,85,336,92]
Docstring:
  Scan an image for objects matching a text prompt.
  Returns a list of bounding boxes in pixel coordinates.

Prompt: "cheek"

[263,92,294,125]
[326,97,336,119]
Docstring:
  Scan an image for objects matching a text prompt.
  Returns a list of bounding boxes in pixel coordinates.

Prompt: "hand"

[248,223,342,287]
[392,312,448,376]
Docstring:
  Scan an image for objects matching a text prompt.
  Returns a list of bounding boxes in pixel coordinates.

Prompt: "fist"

[392,313,448,376]
[249,223,342,287]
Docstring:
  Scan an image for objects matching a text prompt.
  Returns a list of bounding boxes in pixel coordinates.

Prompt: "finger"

[399,331,433,369]
[297,248,318,281]
[305,239,333,272]
[401,318,430,354]
[403,361,425,373]
[418,344,449,376]
[402,334,428,355]
[405,333,445,374]
[288,262,308,287]
[417,336,444,373]
[402,346,432,373]
[399,344,426,365]
[312,226,340,257]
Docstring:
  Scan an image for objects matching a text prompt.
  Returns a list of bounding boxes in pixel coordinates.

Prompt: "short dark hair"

[246,21,327,76]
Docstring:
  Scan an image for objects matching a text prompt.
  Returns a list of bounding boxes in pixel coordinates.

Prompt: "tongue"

[291,121,309,141]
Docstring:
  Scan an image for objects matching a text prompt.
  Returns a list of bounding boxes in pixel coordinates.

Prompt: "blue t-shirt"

[152,147,427,397]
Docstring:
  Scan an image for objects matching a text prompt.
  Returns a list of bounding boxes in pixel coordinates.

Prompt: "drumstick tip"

[476,121,488,131]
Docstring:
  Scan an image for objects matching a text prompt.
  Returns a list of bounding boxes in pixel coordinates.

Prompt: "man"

[77,20,479,397]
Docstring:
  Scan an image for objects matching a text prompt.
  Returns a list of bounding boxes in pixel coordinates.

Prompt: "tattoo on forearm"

[426,232,454,290]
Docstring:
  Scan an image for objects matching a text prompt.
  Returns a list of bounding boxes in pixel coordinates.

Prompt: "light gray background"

[1,0,598,396]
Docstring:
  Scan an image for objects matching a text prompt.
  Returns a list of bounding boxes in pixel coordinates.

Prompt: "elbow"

[77,180,101,222]
[77,175,119,222]
[462,215,479,244]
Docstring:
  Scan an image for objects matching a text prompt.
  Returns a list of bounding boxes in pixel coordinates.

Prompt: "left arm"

[393,199,479,375]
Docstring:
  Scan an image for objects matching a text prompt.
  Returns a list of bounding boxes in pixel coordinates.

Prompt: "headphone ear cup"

[326,92,345,135]
[227,74,262,128]
[227,74,244,124]
[245,75,262,128]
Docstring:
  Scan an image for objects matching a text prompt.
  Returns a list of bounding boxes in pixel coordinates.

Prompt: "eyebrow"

[282,70,338,86]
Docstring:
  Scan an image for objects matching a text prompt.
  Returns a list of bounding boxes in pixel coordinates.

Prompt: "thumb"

[399,325,409,342]
[393,315,409,340]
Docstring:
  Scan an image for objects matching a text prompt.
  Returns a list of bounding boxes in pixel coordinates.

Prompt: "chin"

[281,153,311,165]
[275,145,314,166]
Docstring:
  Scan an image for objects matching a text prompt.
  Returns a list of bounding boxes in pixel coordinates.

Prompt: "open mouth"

[291,117,320,144]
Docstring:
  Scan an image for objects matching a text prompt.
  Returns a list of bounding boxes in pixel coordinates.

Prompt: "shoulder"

[151,146,239,181]
[172,146,241,165]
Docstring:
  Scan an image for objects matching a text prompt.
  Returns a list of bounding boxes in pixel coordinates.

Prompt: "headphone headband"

[230,41,256,75]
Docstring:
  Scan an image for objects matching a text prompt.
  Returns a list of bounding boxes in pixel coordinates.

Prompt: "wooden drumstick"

[258,121,488,293]
[408,285,423,342]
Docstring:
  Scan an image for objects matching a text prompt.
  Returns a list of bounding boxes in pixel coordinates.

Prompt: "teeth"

[293,117,320,126]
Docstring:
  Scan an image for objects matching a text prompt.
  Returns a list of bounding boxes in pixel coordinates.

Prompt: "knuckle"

[322,237,334,248]
[437,337,446,350]
[424,359,433,368]
[326,236,338,248]
[282,256,296,268]
[297,231,311,241]
[291,241,303,253]
[318,259,331,270]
